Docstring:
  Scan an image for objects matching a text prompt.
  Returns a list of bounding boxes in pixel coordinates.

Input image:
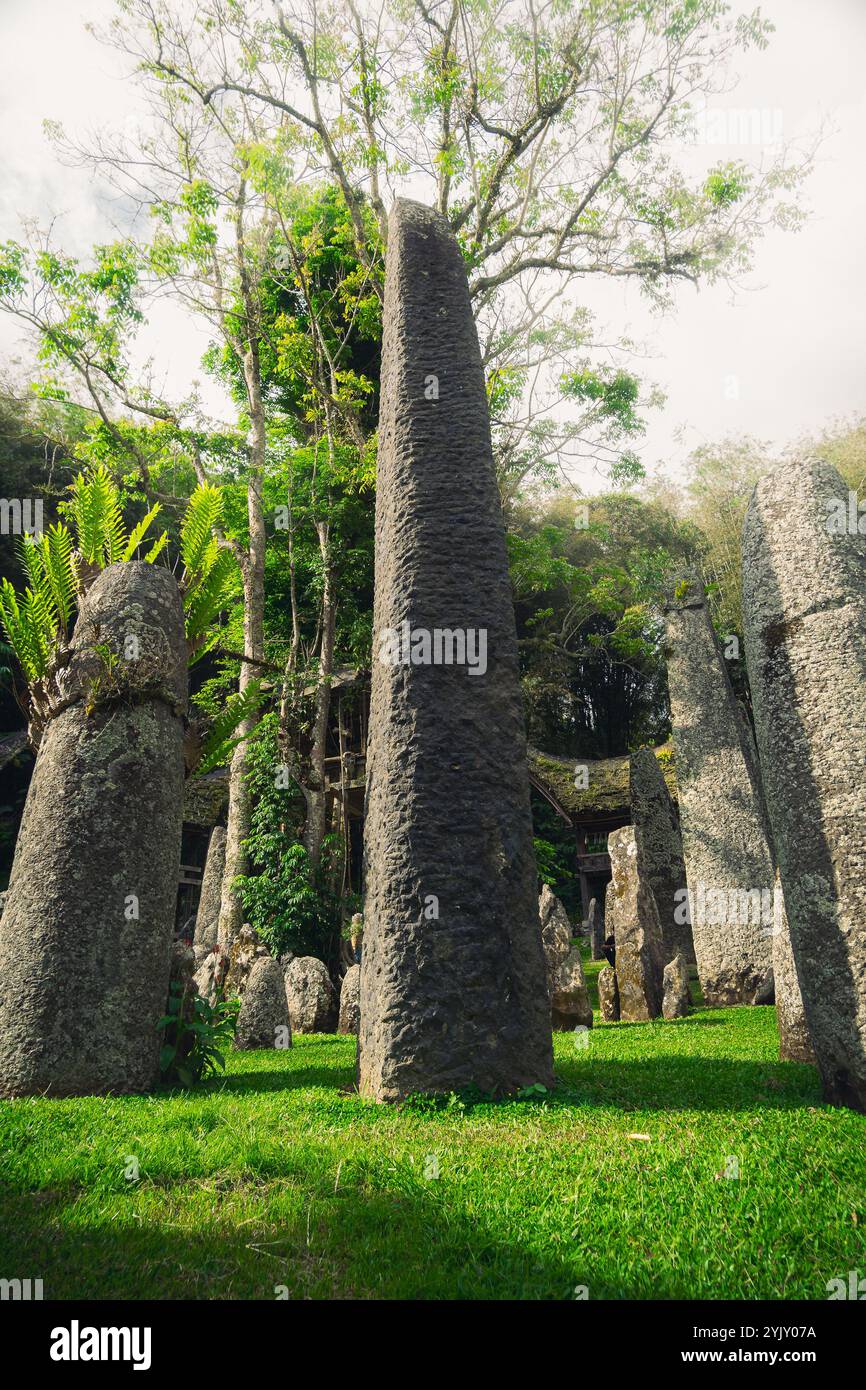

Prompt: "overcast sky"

[1,0,865,488]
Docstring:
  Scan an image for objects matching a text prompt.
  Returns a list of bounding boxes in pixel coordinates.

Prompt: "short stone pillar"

[662,954,691,1020]
[663,573,773,1005]
[598,966,620,1022]
[358,200,554,1100]
[743,459,864,1104]
[0,563,187,1095]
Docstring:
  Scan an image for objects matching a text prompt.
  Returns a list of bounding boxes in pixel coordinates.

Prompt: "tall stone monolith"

[663,573,773,1005]
[194,825,226,950]
[605,827,665,1021]
[358,200,554,1100]
[587,897,605,961]
[0,562,187,1096]
[629,748,693,965]
[743,459,865,1106]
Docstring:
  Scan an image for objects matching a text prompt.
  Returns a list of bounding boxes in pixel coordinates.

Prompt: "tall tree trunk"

[303,522,336,872]
[217,344,267,948]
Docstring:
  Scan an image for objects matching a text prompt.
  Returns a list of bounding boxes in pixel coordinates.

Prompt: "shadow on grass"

[0,1187,585,1301]
[548,1055,820,1114]
[202,1064,357,1095]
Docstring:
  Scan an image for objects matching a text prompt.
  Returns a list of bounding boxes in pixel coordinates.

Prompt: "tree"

[103,0,814,491]
[510,487,700,755]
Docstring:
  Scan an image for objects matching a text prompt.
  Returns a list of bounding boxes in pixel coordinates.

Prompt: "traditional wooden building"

[527,743,678,921]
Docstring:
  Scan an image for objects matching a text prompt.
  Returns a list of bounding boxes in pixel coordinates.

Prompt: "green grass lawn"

[1,969,864,1300]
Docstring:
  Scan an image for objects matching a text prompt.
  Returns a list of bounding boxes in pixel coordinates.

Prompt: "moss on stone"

[528,743,677,820]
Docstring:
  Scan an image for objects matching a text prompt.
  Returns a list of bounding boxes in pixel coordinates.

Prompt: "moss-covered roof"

[183,769,229,827]
[528,742,677,821]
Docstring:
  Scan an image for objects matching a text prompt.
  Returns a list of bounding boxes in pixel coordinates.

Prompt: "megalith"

[194,825,226,950]
[771,876,814,1067]
[0,562,187,1096]
[629,748,693,965]
[663,573,773,1005]
[234,956,292,1051]
[338,964,361,1035]
[662,954,691,1020]
[598,966,620,1022]
[605,827,665,1021]
[742,459,864,1104]
[358,200,554,1100]
[587,897,605,961]
[285,956,338,1034]
[539,886,593,1031]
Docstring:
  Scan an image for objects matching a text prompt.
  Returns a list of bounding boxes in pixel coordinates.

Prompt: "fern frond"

[14,536,60,643]
[143,532,169,564]
[181,484,223,584]
[20,586,55,678]
[44,523,77,632]
[0,579,38,682]
[100,475,128,566]
[184,548,240,647]
[122,502,163,561]
[68,465,130,567]
[195,681,265,775]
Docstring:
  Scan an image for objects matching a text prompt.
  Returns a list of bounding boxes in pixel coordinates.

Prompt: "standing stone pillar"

[587,897,605,961]
[663,573,773,1005]
[605,827,665,1021]
[358,200,554,1100]
[195,825,226,950]
[743,459,865,1106]
[629,748,694,965]
[0,563,187,1096]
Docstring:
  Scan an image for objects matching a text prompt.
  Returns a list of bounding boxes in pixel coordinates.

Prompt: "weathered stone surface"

[663,572,773,1005]
[587,897,605,961]
[540,883,571,970]
[662,953,691,1020]
[285,956,337,1034]
[771,877,814,1065]
[338,964,361,1035]
[743,459,862,1102]
[605,827,665,1021]
[539,886,592,1030]
[630,748,694,964]
[169,938,197,993]
[598,966,620,1022]
[357,200,554,1100]
[193,944,229,1006]
[234,956,292,1051]
[0,562,187,1096]
[754,970,775,1005]
[194,825,226,950]
[551,947,593,1031]
[223,923,269,1000]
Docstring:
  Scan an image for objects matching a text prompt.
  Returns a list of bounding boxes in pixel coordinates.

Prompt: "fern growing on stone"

[0,466,245,756]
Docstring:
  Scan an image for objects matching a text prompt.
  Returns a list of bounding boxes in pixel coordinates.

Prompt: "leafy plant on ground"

[157,982,239,1090]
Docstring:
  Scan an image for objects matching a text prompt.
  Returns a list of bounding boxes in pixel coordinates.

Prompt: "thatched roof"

[528,742,677,821]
